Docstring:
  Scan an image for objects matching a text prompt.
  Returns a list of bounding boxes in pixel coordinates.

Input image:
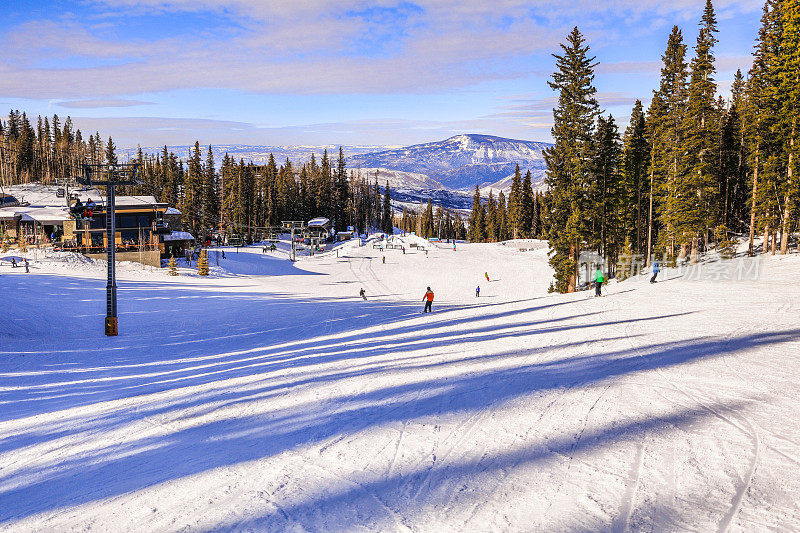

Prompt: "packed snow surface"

[1,238,799,531]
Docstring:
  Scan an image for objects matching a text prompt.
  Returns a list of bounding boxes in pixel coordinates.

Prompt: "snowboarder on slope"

[423,287,434,313]
[484,272,490,282]
[382,256,386,264]
[475,285,480,297]
[594,267,605,297]
[360,288,367,301]
[650,260,660,283]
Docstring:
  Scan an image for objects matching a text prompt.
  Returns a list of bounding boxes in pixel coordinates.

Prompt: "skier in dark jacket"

[360,288,367,300]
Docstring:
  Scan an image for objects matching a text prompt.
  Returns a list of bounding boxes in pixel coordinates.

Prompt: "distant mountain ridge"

[119,134,552,212]
[350,134,551,191]
[118,144,389,168]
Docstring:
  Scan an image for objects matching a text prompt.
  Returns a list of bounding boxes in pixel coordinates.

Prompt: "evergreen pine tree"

[508,164,522,238]
[680,0,720,262]
[105,136,117,165]
[196,250,208,276]
[520,171,534,238]
[468,184,485,242]
[588,115,625,271]
[779,0,799,252]
[486,191,498,241]
[202,146,219,232]
[622,99,650,253]
[544,27,600,292]
[497,191,509,241]
[382,182,393,234]
[650,26,689,261]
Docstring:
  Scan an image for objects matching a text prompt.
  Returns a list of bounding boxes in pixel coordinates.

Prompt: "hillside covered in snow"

[351,134,551,191]
[1,238,799,531]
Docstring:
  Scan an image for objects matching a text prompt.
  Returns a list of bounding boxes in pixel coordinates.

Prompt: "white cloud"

[62,114,553,148]
[58,99,155,108]
[0,0,761,99]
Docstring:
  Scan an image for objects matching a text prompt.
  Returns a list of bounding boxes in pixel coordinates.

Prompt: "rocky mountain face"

[350,134,551,191]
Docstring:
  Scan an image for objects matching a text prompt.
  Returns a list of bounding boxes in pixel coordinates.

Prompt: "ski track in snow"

[1,238,800,531]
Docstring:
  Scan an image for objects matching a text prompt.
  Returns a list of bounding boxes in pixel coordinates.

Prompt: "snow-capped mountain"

[358,168,444,190]
[350,134,551,191]
[119,134,551,212]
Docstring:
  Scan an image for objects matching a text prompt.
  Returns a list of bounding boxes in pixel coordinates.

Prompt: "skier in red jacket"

[422,287,434,313]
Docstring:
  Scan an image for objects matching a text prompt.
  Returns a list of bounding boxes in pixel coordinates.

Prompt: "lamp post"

[80,163,140,336]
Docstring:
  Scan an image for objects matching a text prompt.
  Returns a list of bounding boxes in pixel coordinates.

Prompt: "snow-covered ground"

[1,238,799,531]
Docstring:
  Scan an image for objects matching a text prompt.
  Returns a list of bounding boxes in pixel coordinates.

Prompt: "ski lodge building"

[0,184,193,267]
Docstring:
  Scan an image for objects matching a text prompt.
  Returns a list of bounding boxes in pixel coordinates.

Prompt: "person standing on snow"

[475,285,480,297]
[360,288,367,300]
[650,260,660,283]
[594,266,605,297]
[484,272,490,282]
[422,287,434,313]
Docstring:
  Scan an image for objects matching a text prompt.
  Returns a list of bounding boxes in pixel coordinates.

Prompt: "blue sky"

[0,0,761,148]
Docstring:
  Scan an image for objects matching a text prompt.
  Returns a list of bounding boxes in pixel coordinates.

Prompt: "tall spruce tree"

[508,164,522,238]
[650,26,689,261]
[520,171,534,238]
[468,184,486,242]
[680,0,720,262]
[780,0,799,252]
[544,27,600,292]
[202,146,219,231]
[382,182,393,234]
[588,115,625,271]
[623,100,650,253]
[746,0,782,254]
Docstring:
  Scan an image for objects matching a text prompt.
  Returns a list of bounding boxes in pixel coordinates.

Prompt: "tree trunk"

[781,127,794,254]
[567,241,576,293]
[748,155,759,256]
[780,194,790,254]
[763,211,770,255]
[690,236,699,264]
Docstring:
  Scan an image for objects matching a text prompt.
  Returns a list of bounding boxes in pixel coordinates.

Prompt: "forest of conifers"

[0,0,796,294]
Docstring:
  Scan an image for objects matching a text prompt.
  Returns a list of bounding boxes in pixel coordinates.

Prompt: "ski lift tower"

[79,163,141,336]
[282,221,306,261]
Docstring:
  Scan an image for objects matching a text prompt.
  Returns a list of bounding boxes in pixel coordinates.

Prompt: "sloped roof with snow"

[164,231,195,241]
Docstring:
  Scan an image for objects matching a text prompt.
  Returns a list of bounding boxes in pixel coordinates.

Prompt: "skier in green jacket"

[594,267,605,297]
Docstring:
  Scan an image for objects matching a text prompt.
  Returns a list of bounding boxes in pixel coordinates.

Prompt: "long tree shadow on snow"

[0,272,691,422]
[222,399,756,531]
[0,327,798,523]
[0,271,593,419]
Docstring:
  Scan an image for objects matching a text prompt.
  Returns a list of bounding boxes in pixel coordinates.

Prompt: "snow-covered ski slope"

[1,239,799,531]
